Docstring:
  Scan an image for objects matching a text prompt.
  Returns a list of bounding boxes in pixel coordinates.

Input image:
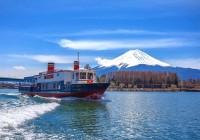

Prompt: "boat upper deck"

[24,61,97,85]
[25,68,97,85]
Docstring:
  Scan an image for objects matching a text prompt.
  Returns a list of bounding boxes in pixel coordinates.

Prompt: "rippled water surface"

[0,89,200,139]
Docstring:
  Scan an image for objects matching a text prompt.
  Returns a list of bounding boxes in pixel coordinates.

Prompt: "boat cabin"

[72,69,96,84]
[21,62,97,92]
[25,62,96,87]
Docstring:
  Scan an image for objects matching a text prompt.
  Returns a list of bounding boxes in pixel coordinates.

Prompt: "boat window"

[56,82,59,89]
[48,83,51,89]
[76,73,79,80]
[42,83,44,90]
[88,73,93,79]
[80,72,86,79]
[58,83,60,89]
[45,83,48,90]
[53,83,56,89]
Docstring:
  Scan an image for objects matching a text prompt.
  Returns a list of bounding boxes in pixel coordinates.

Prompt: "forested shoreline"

[98,71,200,91]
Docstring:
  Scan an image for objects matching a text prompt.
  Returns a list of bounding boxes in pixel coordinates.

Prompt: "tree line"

[99,71,179,88]
[180,79,200,89]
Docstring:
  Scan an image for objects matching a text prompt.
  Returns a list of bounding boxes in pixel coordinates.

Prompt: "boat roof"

[36,68,96,76]
[73,68,96,72]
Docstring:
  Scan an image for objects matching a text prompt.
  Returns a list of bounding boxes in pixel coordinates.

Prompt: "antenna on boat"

[78,52,79,62]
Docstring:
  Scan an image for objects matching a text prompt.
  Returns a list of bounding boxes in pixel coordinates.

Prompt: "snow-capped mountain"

[96,49,170,68]
[93,50,200,80]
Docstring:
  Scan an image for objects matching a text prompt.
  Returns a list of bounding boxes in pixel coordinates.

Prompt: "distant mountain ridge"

[93,50,200,80]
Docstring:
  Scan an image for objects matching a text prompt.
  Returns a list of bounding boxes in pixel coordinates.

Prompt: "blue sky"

[0,0,200,78]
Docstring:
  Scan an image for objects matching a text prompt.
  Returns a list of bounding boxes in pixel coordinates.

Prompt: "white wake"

[0,102,59,128]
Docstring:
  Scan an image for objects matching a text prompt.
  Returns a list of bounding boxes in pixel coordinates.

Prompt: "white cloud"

[71,29,161,36]
[22,29,200,39]
[9,54,93,64]
[0,68,42,78]
[58,38,187,50]
[71,29,200,36]
[95,57,111,66]
[13,66,26,70]
[165,58,200,70]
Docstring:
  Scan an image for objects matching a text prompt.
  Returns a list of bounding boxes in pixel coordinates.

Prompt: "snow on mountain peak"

[96,49,170,68]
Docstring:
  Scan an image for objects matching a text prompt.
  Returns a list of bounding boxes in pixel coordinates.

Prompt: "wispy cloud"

[13,66,26,70]
[70,29,159,36]
[0,68,42,78]
[58,38,191,50]
[13,29,200,40]
[9,54,93,64]
[69,29,200,36]
[165,58,200,70]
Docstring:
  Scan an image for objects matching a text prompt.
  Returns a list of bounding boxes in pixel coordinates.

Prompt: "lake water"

[0,89,200,139]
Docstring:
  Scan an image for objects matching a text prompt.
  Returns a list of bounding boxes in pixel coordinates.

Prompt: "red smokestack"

[48,62,55,72]
[74,61,79,70]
